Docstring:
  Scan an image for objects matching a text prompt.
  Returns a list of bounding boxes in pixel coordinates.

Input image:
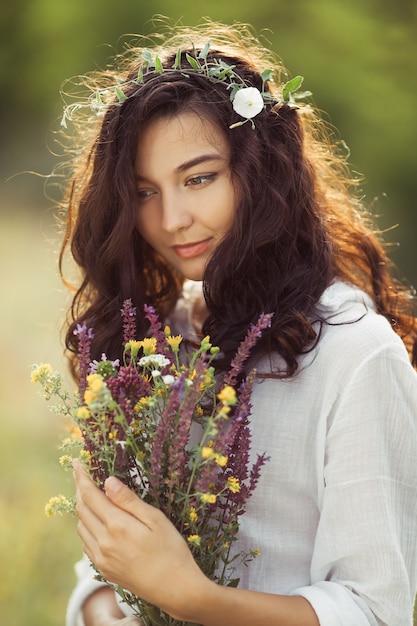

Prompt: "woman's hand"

[74,463,208,621]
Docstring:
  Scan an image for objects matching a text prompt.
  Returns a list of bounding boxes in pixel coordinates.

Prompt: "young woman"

[59,21,417,626]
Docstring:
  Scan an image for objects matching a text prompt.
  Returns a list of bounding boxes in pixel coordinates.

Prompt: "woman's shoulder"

[315,280,407,356]
[258,281,413,381]
[253,281,417,418]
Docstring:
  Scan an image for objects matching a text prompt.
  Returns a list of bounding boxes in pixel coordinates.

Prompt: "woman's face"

[135,112,236,281]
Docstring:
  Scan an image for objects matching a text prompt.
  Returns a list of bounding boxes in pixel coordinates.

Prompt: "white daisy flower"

[138,354,171,368]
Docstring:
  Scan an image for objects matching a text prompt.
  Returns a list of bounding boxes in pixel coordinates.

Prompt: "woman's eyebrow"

[175,154,224,173]
[135,153,226,182]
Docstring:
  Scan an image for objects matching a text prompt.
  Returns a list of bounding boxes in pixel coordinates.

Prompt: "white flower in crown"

[232,87,264,120]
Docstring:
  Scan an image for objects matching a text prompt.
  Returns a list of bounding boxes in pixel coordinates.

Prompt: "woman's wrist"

[175,580,319,626]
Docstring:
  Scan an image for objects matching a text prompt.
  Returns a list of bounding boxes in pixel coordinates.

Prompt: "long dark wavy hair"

[57,21,417,379]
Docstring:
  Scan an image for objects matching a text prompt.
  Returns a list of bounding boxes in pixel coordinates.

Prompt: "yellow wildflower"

[76,406,90,420]
[129,340,142,349]
[164,325,171,335]
[134,396,151,412]
[142,337,157,355]
[227,476,241,493]
[84,389,95,405]
[199,373,214,391]
[215,454,228,467]
[30,363,53,383]
[59,455,73,471]
[201,446,214,460]
[84,374,105,403]
[217,406,231,419]
[251,548,261,558]
[125,340,142,358]
[189,507,198,523]
[187,534,201,546]
[89,377,103,393]
[86,372,101,384]
[79,449,91,463]
[59,437,75,450]
[166,334,183,352]
[200,493,217,504]
[195,406,204,417]
[44,494,74,517]
[200,335,211,349]
[217,385,237,406]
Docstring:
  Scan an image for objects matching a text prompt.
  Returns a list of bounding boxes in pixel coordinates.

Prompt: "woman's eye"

[186,174,216,187]
[137,189,155,200]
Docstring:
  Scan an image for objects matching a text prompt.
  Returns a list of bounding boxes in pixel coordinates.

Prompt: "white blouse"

[66,281,417,626]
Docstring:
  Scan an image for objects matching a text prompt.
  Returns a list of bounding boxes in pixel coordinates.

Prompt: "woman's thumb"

[104,476,158,528]
[104,476,134,508]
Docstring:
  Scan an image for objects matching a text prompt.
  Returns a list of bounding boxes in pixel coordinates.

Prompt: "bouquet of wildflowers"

[32,300,271,626]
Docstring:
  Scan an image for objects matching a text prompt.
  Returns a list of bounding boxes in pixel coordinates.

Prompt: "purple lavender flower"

[74,322,94,396]
[121,299,137,345]
[224,313,273,387]
[248,452,270,495]
[147,382,182,505]
[166,377,200,500]
[144,304,166,354]
[216,372,269,521]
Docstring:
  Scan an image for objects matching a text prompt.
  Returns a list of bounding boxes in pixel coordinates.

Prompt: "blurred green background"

[1,1,416,624]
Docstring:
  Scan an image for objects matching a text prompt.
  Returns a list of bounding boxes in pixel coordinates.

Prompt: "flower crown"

[61,40,311,129]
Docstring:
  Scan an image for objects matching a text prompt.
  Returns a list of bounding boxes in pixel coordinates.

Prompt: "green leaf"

[282,75,304,102]
[198,39,211,61]
[185,53,201,71]
[285,75,304,92]
[217,67,234,80]
[260,68,274,83]
[229,84,241,101]
[218,59,235,71]
[208,67,222,78]
[173,46,181,69]
[154,54,163,73]
[136,66,143,83]
[141,49,154,67]
[114,86,127,103]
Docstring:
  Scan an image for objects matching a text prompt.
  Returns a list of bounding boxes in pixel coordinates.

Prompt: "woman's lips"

[172,239,211,259]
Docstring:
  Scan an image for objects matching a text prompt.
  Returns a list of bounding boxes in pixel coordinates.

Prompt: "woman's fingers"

[74,464,156,530]
[74,462,112,523]
[104,476,159,529]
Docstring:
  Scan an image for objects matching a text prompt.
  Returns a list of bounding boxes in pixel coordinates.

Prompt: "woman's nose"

[160,191,193,233]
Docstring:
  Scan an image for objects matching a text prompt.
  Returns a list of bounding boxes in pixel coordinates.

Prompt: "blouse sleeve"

[65,554,109,626]
[292,342,417,625]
